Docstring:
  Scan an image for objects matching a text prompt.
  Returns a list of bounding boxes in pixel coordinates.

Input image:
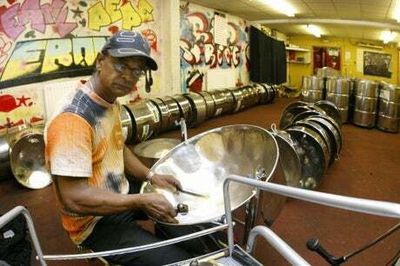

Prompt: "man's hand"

[150,173,182,192]
[141,193,179,224]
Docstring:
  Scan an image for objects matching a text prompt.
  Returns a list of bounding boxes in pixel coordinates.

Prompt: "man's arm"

[54,175,178,223]
[123,145,150,182]
[123,145,182,191]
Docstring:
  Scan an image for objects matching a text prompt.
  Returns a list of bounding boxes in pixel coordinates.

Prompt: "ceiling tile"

[188,0,400,42]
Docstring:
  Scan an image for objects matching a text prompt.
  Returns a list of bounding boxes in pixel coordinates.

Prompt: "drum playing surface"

[141,124,280,225]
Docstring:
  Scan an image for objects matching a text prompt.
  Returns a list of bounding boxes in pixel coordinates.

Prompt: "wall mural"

[179,2,250,93]
[0,0,160,130]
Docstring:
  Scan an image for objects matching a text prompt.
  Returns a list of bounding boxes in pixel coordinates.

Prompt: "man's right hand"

[141,193,179,224]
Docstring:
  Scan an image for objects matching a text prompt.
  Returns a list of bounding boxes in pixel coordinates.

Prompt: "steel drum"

[132,138,181,168]
[279,101,313,129]
[125,100,161,142]
[269,127,302,187]
[9,128,52,189]
[141,125,282,225]
[182,92,207,126]
[286,125,329,189]
[150,98,171,132]
[314,100,342,126]
[0,133,13,180]
[120,105,134,144]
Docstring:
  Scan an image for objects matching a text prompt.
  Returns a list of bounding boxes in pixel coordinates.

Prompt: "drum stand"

[1,175,400,266]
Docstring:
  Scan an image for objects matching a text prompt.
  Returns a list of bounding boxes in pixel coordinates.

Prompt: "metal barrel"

[325,77,351,123]
[352,79,378,128]
[376,83,400,132]
[301,76,325,103]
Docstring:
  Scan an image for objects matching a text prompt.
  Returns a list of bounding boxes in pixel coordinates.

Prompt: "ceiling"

[188,0,400,44]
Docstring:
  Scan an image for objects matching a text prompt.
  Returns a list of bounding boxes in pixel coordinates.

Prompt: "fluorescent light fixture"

[381,31,396,43]
[262,0,296,17]
[393,1,400,22]
[305,24,321,38]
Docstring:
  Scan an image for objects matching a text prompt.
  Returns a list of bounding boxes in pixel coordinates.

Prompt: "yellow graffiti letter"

[1,41,46,81]
[42,39,73,73]
[105,0,122,23]
[88,2,112,31]
[120,2,141,29]
[137,0,154,23]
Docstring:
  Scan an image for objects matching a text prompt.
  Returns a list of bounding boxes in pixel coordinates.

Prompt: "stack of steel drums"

[376,83,400,132]
[352,80,379,128]
[302,75,399,133]
[271,100,342,190]
[122,83,277,143]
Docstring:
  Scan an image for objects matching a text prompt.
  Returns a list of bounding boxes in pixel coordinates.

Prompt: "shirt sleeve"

[46,113,93,177]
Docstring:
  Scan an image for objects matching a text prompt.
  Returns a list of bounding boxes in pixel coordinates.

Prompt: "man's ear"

[96,53,104,71]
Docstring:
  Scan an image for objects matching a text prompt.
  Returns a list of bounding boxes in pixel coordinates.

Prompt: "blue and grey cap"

[102,31,158,70]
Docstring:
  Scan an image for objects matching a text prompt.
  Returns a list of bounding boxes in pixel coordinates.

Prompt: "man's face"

[97,53,147,101]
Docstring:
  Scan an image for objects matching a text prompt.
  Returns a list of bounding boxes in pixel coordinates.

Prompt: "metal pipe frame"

[0,206,46,265]
[223,175,400,265]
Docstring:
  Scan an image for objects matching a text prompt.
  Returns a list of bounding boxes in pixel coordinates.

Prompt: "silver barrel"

[326,77,351,123]
[377,83,400,132]
[352,80,378,128]
[301,76,325,103]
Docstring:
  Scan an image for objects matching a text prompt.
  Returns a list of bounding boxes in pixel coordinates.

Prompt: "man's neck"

[89,74,116,104]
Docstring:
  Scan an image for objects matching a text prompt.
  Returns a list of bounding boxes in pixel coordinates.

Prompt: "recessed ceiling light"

[381,31,397,43]
[262,0,296,17]
[305,24,321,38]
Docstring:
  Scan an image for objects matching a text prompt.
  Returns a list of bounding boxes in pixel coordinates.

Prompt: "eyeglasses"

[112,61,146,79]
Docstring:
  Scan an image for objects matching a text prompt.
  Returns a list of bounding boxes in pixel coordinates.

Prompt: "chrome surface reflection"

[141,124,280,225]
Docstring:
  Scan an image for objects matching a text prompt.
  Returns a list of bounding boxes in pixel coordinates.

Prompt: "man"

[45,31,191,265]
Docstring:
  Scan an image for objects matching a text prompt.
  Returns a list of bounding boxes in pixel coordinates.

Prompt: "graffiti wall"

[0,0,162,130]
[180,2,250,93]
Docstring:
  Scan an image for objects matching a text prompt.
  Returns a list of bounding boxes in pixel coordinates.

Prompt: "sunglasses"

[111,60,146,79]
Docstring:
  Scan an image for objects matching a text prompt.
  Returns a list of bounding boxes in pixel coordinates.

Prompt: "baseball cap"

[101,31,158,70]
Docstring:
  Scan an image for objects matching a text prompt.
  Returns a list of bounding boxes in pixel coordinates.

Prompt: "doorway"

[313,47,341,74]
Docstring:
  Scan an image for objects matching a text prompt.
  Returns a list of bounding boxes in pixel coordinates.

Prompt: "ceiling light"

[262,0,296,17]
[381,31,397,43]
[393,1,400,22]
[305,24,321,38]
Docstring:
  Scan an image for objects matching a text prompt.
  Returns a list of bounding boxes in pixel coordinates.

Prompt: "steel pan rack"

[1,175,400,265]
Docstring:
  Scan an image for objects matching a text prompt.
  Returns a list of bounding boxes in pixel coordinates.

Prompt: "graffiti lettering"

[0,0,78,40]
[1,37,107,81]
[88,0,154,31]
[181,41,241,68]
[180,12,244,68]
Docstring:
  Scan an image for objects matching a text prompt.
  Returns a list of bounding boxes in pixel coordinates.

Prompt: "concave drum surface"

[141,125,283,225]
[279,101,312,129]
[133,138,181,168]
[286,126,329,189]
[270,129,302,187]
[9,129,52,189]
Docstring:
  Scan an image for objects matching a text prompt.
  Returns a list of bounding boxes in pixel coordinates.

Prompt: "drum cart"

[1,175,400,265]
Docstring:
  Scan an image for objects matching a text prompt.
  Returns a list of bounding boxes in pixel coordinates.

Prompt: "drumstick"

[177,187,207,198]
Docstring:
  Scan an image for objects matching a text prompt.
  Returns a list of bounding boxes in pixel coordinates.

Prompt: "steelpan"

[133,138,181,168]
[9,128,52,189]
[141,124,280,225]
